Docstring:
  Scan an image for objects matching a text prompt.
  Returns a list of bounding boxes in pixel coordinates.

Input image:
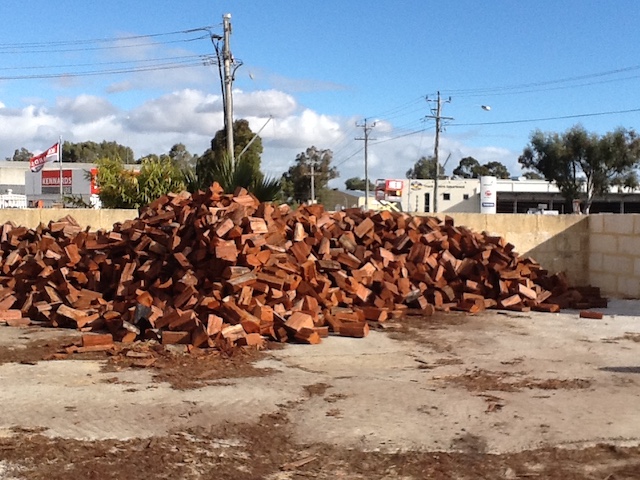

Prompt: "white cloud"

[233,89,298,118]
[263,109,343,149]
[56,95,118,124]
[0,86,520,184]
[0,104,63,153]
[128,88,224,136]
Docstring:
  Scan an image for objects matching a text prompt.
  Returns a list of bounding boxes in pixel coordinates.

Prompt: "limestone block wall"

[0,208,638,298]
[443,213,590,286]
[588,214,640,298]
[0,208,138,231]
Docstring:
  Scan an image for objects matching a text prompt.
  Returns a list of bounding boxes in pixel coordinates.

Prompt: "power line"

[370,126,435,146]
[0,54,206,71]
[442,63,640,97]
[0,26,213,50]
[332,146,364,169]
[450,74,640,99]
[449,107,640,127]
[365,95,425,122]
[0,36,209,55]
[0,59,209,80]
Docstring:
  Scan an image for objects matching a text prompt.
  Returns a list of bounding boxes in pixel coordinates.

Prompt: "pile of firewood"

[0,184,606,348]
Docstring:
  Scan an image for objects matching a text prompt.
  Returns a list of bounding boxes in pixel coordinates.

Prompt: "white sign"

[479,176,497,214]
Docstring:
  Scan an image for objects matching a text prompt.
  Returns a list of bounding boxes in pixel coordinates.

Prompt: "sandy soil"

[1,300,640,479]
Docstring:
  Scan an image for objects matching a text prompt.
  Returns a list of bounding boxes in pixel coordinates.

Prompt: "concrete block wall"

[588,214,640,298]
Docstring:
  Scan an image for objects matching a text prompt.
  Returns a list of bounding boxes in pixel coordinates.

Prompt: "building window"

[463,194,469,200]
[443,193,451,201]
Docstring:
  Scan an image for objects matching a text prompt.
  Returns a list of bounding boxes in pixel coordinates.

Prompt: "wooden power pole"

[355,119,376,210]
[425,92,452,213]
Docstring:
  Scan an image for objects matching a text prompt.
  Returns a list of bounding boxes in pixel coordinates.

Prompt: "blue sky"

[2,1,640,187]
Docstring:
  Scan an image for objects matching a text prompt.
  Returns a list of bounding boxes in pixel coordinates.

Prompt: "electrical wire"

[441,68,640,100]
[370,126,435,146]
[0,26,213,50]
[365,95,425,122]
[0,35,210,55]
[0,25,218,79]
[0,54,207,71]
[442,64,640,96]
[0,59,209,80]
[449,107,640,127]
[332,146,365,170]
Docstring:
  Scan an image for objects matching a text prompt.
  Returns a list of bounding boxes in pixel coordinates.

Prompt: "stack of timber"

[0,184,607,348]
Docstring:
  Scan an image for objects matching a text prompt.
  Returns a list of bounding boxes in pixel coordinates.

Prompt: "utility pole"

[355,119,376,210]
[425,92,452,213]
[310,161,315,204]
[222,13,234,161]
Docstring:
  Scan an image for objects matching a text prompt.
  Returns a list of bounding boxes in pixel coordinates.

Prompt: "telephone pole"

[222,13,234,161]
[355,119,376,210]
[303,159,322,204]
[310,161,315,204]
[425,92,452,213]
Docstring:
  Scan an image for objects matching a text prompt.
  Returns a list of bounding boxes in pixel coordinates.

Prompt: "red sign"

[386,180,403,191]
[41,169,72,187]
[29,142,59,172]
[90,168,99,194]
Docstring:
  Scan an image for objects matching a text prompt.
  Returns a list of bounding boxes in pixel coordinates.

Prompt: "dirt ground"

[1,300,640,479]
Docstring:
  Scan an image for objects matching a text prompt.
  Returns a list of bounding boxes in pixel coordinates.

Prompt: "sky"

[2,1,640,188]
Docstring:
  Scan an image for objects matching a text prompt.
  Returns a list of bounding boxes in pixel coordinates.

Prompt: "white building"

[0,161,138,208]
[375,177,640,214]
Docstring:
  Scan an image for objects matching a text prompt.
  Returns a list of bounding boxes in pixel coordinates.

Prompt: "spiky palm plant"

[192,154,281,202]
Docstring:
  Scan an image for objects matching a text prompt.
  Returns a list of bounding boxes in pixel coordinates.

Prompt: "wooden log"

[82,333,114,347]
[338,322,369,338]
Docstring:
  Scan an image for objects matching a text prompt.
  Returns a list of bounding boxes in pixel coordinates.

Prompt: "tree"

[281,146,338,204]
[193,120,279,201]
[95,157,186,209]
[6,147,33,162]
[611,171,640,193]
[406,156,444,179]
[168,143,196,168]
[344,177,374,191]
[189,153,280,202]
[63,140,134,163]
[482,161,511,179]
[518,125,640,213]
[452,156,481,178]
[197,119,263,189]
[523,171,544,180]
[452,156,511,179]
